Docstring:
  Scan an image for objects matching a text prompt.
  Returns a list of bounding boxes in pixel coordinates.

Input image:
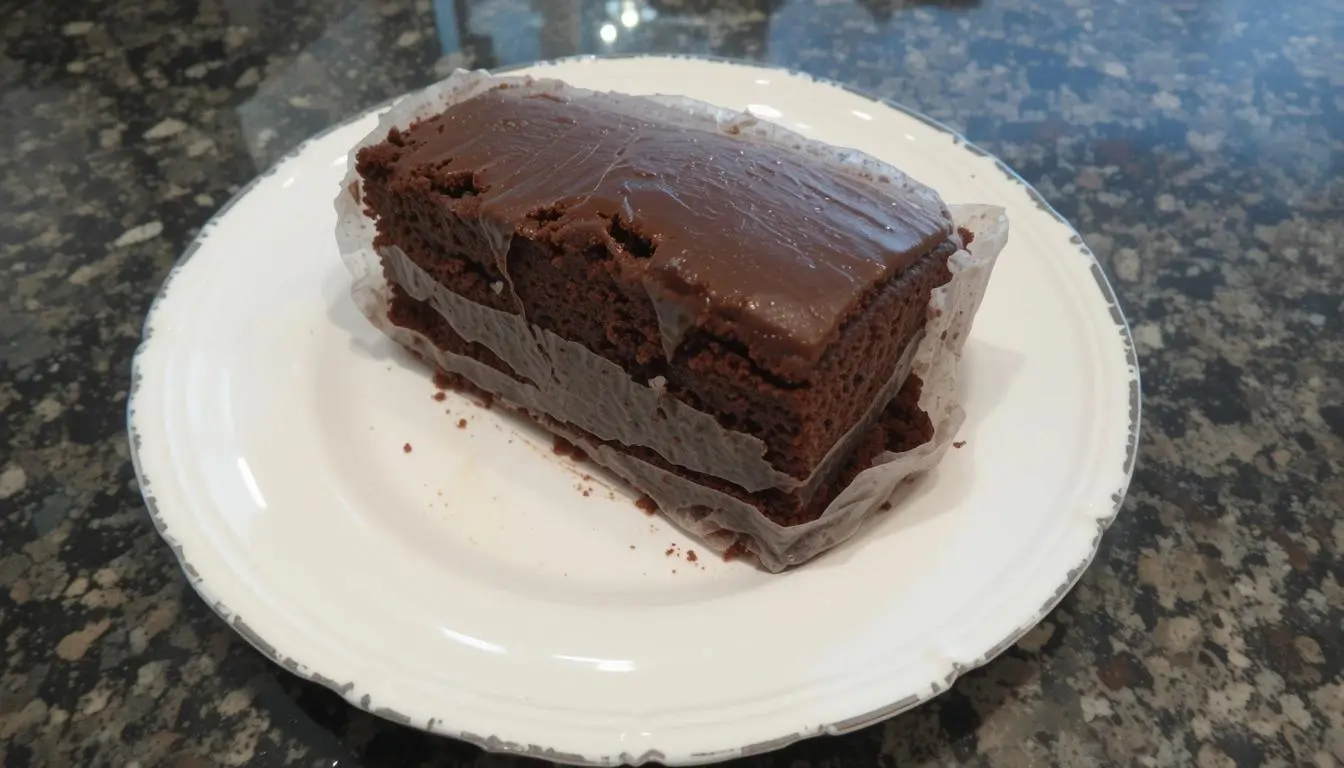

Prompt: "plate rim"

[127,53,1142,766]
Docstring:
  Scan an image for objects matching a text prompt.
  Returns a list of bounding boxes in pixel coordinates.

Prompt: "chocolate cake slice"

[351,80,959,532]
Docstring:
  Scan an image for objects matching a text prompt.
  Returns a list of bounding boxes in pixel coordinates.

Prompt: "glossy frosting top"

[391,85,952,375]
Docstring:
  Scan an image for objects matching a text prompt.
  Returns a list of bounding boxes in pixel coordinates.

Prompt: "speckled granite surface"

[1,0,1340,765]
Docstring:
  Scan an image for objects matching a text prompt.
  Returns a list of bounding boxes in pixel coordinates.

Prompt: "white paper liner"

[334,69,1009,571]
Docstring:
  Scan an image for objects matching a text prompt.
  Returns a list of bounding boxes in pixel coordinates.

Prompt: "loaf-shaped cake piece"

[337,71,1009,570]
[353,80,958,523]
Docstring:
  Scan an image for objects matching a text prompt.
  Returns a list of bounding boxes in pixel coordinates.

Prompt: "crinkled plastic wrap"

[335,69,1009,572]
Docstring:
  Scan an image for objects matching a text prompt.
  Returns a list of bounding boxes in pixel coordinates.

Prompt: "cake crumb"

[432,371,451,390]
[552,437,588,462]
[582,489,591,497]
[635,495,658,515]
[665,547,675,557]
[723,540,748,562]
[629,545,635,550]
[953,440,967,448]
[686,549,698,563]
[402,443,413,453]
[880,501,893,511]
[432,391,446,402]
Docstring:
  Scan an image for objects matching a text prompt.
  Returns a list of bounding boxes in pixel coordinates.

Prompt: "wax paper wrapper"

[335,69,1009,572]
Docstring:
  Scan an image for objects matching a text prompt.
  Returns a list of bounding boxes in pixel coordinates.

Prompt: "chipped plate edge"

[127,54,1141,766]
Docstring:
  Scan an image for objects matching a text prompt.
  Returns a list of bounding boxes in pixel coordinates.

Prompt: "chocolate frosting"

[392,86,952,376]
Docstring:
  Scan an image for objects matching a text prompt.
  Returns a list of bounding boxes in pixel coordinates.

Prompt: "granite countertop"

[1,0,1341,765]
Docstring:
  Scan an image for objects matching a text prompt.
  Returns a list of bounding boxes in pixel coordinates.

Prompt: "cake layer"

[382,245,919,502]
[355,85,956,481]
[387,284,934,527]
[358,86,953,375]
[375,225,953,480]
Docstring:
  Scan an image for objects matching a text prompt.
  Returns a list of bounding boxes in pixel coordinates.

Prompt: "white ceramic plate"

[130,56,1139,765]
